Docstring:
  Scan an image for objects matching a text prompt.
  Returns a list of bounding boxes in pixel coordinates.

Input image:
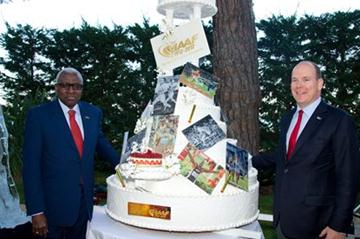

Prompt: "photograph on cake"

[226,143,249,191]
[133,100,153,135]
[179,62,218,98]
[182,114,226,150]
[152,75,179,115]
[148,115,179,156]
[120,129,147,163]
[178,143,225,194]
[141,100,153,118]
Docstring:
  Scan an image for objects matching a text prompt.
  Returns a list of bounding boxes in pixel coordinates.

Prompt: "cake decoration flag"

[120,129,147,163]
[152,75,179,115]
[224,143,249,191]
[179,62,218,98]
[182,114,225,151]
[150,19,210,71]
[147,115,179,156]
[119,131,129,164]
[178,143,225,194]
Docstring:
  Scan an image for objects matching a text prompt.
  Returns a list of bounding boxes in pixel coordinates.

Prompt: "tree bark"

[213,0,260,154]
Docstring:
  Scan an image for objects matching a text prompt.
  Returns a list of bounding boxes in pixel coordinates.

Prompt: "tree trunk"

[213,0,260,154]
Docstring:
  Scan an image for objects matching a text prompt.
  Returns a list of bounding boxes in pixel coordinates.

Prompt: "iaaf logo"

[158,34,198,57]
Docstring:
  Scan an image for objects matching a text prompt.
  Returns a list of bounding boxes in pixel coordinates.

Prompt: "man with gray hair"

[23,67,119,239]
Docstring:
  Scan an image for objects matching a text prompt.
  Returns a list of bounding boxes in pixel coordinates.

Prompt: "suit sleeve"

[22,108,45,216]
[252,151,277,170]
[95,109,119,167]
[328,113,360,232]
[252,115,288,170]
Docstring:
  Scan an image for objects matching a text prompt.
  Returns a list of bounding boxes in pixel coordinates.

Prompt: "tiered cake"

[106,0,258,232]
[106,64,259,232]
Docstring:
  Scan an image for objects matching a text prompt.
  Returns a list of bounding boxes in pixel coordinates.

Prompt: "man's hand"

[319,226,345,239]
[32,214,48,238]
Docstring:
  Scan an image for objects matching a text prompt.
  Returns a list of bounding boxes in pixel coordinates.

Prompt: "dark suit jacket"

[253,101,360,238]
[22,100,119,226]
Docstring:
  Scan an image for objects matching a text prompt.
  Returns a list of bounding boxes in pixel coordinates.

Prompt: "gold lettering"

[149,208,170,219]
[128,202,171,220]
[159,34,198,57]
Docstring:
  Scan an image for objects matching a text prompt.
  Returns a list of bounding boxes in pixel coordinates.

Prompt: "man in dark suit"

[22,67,119,239]
[252,61,359,239]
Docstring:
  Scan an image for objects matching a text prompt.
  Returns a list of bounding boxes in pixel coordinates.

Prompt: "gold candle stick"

[188,104,196,123]
[116,168,126,188]
[221,172,232,193]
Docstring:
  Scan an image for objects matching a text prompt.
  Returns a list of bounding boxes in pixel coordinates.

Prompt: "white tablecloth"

[87,206,264,239]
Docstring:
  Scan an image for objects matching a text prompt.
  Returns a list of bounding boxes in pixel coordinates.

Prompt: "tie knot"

[68,109,76,117]
[298,110,304,116]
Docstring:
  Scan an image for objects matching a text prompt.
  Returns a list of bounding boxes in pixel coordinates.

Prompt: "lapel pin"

[316,116,322,120]
[85,116,90,120]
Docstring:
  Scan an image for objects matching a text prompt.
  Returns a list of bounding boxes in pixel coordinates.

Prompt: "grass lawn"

[259,192,277,238]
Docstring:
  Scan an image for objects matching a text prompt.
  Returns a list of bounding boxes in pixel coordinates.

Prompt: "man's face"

[291,62,323,108]
[55,73,83,108]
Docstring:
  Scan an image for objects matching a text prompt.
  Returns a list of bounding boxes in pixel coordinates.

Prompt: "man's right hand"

[32,214,48,238]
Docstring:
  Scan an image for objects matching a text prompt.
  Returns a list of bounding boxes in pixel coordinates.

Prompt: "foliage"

[0,23,53,101]
[259,193,276,238]
[0,20,160,173]
[0,11,359,182]
[257,10,360,152]
[3,90,49,177]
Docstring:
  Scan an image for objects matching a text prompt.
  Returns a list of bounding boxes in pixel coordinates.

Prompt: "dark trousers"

[0,222,33,239]
[277,222,323,239]
[46,188,89,239]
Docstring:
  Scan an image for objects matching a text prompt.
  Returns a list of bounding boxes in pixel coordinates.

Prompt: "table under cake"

[87,206,264,239]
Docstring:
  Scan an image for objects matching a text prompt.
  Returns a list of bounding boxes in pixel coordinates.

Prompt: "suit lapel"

[290,101,329,160]
[50,100,79,155]
[79,102,92,159]
[281,109,295,162]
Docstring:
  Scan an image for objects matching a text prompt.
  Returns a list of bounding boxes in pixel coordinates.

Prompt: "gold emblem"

[128,202,171,220]
[159,34,198,57]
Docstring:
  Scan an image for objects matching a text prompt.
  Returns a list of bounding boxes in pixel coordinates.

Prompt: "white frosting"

[173,87,226,155]
[106,85,259,231]
[106,169,259,232]
[118,164,173,181]
[204,138,237,165]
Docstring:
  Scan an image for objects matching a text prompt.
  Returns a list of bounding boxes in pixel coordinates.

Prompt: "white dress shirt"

[58,99,84,139]
[286,97,321,152]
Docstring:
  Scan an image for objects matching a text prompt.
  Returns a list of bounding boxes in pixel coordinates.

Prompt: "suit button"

[284,169,289,174]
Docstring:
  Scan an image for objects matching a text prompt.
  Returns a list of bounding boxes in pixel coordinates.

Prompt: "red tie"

[68,110,83,157]
[287,110,303,160]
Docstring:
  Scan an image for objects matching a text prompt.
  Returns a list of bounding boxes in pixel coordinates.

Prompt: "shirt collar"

[296,97,321,117]
[58,99,80,116]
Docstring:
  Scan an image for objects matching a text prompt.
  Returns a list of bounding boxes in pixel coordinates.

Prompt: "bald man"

[252,61,359,239]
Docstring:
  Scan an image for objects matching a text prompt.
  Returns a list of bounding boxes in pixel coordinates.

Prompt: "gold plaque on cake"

[128,202,171,220]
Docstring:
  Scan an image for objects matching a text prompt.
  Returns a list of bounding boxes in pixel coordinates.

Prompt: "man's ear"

[318,78,324,90]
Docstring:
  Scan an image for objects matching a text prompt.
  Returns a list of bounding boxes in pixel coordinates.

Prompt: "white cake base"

[106,169,259,232]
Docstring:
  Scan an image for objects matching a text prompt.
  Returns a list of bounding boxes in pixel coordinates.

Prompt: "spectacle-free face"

[291,62,323,109]
[55,73,83,108]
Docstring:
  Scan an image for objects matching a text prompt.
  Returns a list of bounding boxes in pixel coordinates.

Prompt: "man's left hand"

[319,226,345,239]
